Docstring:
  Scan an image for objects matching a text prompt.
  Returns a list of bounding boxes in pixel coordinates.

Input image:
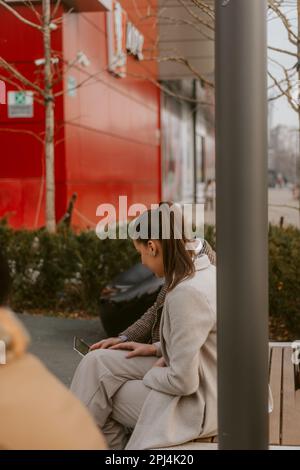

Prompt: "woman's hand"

[89,337,121,351]
[152,357,166,368]
[110,342,157,359]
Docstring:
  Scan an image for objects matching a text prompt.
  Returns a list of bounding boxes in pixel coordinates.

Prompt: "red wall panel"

[0,2,161,229]
[0,178,45,228]
[63,7,161,228]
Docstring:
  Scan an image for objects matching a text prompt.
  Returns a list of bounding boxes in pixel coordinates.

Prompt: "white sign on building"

[107,1,127,78]
[107,1,144,78]
[67,76,78,97]
[8,91,34,118]
[126,22,144,60]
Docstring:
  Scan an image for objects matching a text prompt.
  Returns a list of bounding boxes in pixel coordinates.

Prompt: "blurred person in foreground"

[0,250,106,450]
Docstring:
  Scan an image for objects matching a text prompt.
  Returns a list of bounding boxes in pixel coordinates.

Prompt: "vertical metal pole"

[215,0,269,449]
[297,0,300,225]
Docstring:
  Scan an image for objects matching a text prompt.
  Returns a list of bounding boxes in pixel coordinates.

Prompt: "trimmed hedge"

[0,220,138,314]
[269,224,300,337]
[204,223,300,338]
[0,220,299,337]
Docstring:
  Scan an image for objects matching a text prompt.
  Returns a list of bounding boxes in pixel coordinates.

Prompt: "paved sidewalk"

[204,187,300,228]
[17,313,106,386]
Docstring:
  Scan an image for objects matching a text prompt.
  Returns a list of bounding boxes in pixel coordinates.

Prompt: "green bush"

[204,223,300,338]
[0,220,299,338]
[0,220,138,314]
[204,225,216,251]
[269,224,300,337]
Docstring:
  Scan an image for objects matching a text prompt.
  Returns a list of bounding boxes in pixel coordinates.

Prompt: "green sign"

[14,92,27,105]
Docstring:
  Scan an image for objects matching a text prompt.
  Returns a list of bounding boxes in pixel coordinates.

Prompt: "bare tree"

[267,1,299,119]
[140,0,299,102]
[0,0,59,231]
[43,0,56,233]
[138,1,300,174]
[267,0,300,222]
[0,0,109,231]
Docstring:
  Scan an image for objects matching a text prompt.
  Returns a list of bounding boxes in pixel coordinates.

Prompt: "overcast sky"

[268,4,298,129]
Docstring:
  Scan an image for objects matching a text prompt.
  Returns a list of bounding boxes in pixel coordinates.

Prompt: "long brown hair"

[133,202,195,291]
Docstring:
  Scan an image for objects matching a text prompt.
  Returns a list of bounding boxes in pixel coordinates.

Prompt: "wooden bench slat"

[177,343,300,449]
[269,347,283,445]
[281,347,300,445]
[193,437,214,443]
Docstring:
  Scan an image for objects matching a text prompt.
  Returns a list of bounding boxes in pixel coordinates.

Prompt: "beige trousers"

[70,349,157,449]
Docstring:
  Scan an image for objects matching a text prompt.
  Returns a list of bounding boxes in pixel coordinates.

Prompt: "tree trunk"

[43,0,56,232]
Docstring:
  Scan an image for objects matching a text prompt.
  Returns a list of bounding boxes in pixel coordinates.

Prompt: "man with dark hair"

[0,250,106,450]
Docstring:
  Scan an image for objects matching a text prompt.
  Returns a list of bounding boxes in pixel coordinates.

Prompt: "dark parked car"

[99,263,164,337]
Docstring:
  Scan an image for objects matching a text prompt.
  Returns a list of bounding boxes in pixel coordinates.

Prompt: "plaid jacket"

[119,241,216,344]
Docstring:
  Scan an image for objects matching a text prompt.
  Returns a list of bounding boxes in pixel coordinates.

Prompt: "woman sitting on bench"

[71,202,217,449]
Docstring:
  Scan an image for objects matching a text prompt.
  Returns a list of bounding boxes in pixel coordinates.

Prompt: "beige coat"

[0,308,107,450]
[126,255,217,450]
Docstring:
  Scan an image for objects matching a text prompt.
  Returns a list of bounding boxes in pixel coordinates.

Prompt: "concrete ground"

[17,313,106,386]
[268,187,300,227]
[205,187,300,228]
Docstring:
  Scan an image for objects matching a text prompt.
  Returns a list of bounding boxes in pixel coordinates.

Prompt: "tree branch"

[268,70,298,112]
[178,0,214,32]
[268,45,298,58]
[191,0,215,21]
[127,71,214,106]
[0,127,44,144]
[0,57,45,97]
[268,1,298,46]
[24,0,42,23]
[53,63,109,97]
[51,0,62,20]
[145,12,214,36]
[0,72,44,105]
[149,55,214,88]
[0,0,42,31]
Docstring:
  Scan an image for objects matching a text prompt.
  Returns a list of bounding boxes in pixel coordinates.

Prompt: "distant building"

[160,80,215,204]
[269,125,299,183]
[158,0,215,204]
